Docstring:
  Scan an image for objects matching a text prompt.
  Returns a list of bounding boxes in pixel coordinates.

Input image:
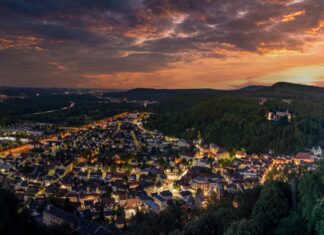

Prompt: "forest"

[144,83,324,154]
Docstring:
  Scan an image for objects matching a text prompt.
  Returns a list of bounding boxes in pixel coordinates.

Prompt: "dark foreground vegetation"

[0,188,77,235]
[125,161,324,235]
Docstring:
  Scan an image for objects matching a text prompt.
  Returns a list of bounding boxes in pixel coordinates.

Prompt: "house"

[311,146,322,156]
[43,205,109,235]
[293,152,314,165]
[179,190,193,202]
[43,205,75,227]
[160,190,173,200]
[191,176,209,191]
[142,199,160,213]
[235,151,246,159]
[267,110,292,122]
[152,194,168,210]
[193,155,213,168]
[216,148,230,159]
[115,217,126,229]
[209,144,219,155]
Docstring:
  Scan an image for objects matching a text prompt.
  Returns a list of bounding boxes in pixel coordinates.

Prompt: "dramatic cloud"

[0,0,323,89]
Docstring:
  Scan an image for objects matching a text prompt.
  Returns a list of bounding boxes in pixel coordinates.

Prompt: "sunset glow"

[0,0,323,89]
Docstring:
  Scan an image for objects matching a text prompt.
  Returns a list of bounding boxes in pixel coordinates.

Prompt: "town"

[0,112,322,234]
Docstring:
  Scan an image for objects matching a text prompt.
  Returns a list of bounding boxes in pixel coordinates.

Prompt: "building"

[43,205,109,235]
[43,205,75,227]
[267,110,292,122]
[293,152,314,165]
[311,146,322,156]
[235,151,246,159]
[209,144,219,155]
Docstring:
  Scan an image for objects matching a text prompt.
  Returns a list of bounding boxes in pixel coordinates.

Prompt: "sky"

[0,0,323,89]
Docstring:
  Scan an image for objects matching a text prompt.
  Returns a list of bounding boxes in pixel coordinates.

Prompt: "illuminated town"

[0,111,321,232]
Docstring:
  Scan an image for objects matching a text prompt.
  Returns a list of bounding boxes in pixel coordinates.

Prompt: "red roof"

[295,152,312,160]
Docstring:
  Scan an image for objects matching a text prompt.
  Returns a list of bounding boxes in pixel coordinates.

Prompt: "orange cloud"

[81,72,150,88]
[281,10,305,22]
[124,24,160,38]
[48,61,67,70]
[306,20,324,34]
[116,42,324,89]
[0,0,323,89]
[34,46,44,52]
[256,18,276,26]
[0,36,42,51]
[88,25,114,35]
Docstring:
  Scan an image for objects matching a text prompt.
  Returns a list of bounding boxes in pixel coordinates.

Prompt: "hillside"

[106,82,324,102]
[139,82,324,154]
[104,88,227,101]
[250,82,324,100]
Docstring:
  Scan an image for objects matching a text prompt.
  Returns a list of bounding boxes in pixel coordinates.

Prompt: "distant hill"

[238,85,268,92]
[251,82,324,99]
[104,82,324,101]
[3,82,323,100]
[104,88,227,101]
[270,82,324,92]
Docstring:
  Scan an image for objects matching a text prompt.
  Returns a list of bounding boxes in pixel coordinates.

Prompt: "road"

[26,101,76,116]
[0,112,129,158]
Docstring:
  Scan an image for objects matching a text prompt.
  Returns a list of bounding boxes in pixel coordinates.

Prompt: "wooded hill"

[109,82,324,154]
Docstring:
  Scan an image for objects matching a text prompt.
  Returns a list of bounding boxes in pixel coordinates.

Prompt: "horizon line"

[0,81,322,91]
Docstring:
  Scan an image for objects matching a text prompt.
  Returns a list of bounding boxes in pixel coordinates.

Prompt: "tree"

[224,219,258,235]
[0,189,77,235]
[311,198,324,235]
[0,188,20,234]
[251,181,290,234]
[273,210,307,235]
[299,161,324,232]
